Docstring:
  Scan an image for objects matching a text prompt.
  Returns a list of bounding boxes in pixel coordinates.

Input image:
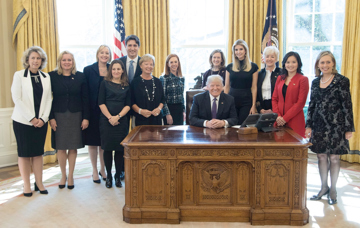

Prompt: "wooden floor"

[0,153,359,227]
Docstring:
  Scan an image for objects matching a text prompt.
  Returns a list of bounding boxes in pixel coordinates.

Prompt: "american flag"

[114,0,127,59]
[261,0,278,66]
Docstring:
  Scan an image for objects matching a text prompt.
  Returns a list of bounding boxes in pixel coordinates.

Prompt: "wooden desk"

[122,126,311,225]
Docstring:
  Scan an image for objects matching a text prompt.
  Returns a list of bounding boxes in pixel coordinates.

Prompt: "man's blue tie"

[128,60,134,83]
[211,98,217,119]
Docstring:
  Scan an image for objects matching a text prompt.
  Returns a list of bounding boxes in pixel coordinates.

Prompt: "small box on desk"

[238,127,258,135]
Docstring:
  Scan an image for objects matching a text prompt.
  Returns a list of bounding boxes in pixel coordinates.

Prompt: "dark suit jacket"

[49,71,90,120]
[272,73,309,137]
[117,55,142,81]
[256,67,281,112]
[189,91,238,127]
[83,62,110,110]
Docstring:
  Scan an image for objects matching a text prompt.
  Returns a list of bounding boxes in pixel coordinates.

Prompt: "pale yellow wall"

[0,0,17,108]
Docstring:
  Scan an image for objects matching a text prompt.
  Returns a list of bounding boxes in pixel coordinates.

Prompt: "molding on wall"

[0,108,17,168]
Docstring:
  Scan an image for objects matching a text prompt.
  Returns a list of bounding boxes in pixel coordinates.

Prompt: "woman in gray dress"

[306,51,355,205]
[49,51,90,189]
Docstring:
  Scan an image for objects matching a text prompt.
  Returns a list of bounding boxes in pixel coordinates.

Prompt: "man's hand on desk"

[205,119,226,129]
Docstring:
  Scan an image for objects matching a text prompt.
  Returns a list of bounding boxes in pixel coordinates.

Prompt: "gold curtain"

[228,0,283,68]
[13,0,59,164]
[123,0,171,77]
[340,0,360,163]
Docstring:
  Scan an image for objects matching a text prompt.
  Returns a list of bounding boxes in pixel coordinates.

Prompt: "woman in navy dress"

[83,45,111,183]
[224,39,258,125]
[306,51,354,205]
[99,60,131,188]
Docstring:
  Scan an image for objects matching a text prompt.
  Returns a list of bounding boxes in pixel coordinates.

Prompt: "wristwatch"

[118,114,122,118]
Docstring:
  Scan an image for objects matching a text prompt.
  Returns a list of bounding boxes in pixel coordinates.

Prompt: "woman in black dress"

[83,45,111,183]
[99,60,131,188]
[306,51,354,205]
[160,54,185,125]
[202,49,226,89]
[11,46,52,196]
[224,39,258,125]
[131,54,165,126]
[256,46,281,114]
[49,51,90,189]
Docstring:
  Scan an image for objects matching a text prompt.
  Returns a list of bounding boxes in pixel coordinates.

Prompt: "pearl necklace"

[320,74,334,84]
[141,75,156,101]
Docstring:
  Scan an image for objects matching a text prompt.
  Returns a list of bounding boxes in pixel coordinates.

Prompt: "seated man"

[190,75,238,128]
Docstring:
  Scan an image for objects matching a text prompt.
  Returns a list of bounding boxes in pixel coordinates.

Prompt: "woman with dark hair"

[256,46,281,114]
[160,54,185,125]
[11,46,52,196]
[83,45,112,183]
[49,51,90,189]
[98,60,131,188]
[306,51,354,205]
[131,54,165,126]
[224,39,259,125]
[272,51,309,138]
[202,49,226,89]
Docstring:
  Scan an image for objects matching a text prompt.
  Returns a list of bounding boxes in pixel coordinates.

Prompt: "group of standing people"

[11,35,187,194]
[11,36,354,205]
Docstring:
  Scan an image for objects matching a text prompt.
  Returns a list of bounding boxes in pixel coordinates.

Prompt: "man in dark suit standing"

[116,35,142,181]
[116,35,142,83]
[190,75,238,128]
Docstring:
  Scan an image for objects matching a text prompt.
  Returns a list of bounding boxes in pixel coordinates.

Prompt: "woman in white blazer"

[11,46,52,197]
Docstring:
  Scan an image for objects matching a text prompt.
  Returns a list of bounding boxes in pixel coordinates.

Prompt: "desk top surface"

[122,125,310,148]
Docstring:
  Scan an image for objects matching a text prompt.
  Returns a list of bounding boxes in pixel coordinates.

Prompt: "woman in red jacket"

[272,51,309,137]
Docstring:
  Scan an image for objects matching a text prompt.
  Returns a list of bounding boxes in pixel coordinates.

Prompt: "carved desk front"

[122,125,311,226]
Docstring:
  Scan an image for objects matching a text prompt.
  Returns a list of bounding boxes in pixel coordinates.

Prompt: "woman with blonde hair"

[224,39,259,125]
[11,46,52,196]
[49,51,90,189]
[83,45,112,183]
[306,51,354,205]
[160,54,185,125]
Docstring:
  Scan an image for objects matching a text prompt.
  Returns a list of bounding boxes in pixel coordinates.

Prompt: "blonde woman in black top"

[224,39,258,125]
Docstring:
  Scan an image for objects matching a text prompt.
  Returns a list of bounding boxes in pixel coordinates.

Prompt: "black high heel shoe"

[115,177,122,188]
[34,183,48,194]
[99,171,106,181]
[93,175,101,184]
[67,177,74,189]
[105,177,112,188]
[328,190,337,205]
[59,176,67,189]
[120,171,125,181]
[23,192,33,197]
[67,185,75,189]
[310,188,329,200]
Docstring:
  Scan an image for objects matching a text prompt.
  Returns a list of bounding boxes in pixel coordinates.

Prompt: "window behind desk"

[285,0,345,118]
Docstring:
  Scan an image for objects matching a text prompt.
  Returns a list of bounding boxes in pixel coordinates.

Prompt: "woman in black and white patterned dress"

[306,51,354,205]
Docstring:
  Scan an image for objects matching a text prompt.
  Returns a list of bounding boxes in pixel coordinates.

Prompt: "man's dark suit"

[117,56,142,80]
[189,91,238,127]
